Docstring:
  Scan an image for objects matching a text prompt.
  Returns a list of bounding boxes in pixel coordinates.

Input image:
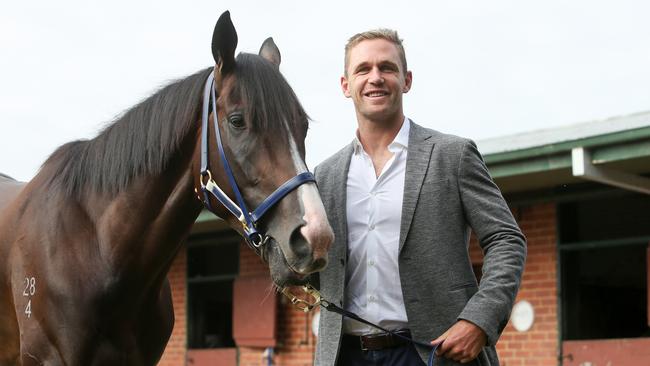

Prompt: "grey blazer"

[313,121,526,366]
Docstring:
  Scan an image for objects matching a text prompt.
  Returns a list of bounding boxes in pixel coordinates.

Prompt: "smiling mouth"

[364,91,389,98]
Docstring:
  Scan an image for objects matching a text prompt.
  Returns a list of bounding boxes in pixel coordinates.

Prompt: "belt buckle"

[359,332,390,351]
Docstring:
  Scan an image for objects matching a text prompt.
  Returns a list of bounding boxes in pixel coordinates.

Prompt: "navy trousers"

[336,336,426,366]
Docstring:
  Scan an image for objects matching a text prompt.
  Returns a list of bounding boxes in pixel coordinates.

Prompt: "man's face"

[341,39,412,123]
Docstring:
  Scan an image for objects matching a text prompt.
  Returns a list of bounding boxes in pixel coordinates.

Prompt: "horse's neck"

[88,140,202,283]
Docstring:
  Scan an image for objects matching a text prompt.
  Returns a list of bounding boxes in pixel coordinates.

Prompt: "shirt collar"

[352,117,410,155]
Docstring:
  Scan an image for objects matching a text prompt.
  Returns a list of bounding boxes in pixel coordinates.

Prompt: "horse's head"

[195,12,333,288]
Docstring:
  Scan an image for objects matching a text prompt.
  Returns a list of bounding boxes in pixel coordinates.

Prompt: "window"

[187,231,240,349]
[559,193,650,340]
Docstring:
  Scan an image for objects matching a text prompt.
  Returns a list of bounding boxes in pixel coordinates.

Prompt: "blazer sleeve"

[456,139,527,346]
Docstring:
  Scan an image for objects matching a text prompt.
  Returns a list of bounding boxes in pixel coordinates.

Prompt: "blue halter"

[199,71,316,253]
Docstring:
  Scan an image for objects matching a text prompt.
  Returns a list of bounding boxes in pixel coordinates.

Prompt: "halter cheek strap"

[198,71,316,252]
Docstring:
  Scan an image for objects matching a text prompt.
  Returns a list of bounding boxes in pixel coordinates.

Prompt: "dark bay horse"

[0,11,333,366]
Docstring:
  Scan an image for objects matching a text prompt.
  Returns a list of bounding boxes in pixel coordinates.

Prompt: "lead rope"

[282,286,439,366]
[321,301,439,366]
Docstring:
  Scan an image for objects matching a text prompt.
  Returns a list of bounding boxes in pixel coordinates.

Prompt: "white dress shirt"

[343,117,410,335]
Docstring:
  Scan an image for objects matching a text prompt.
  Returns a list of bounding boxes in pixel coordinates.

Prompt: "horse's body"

[0,12,332,366]
[0,121,200,364]
[0,174,25,364]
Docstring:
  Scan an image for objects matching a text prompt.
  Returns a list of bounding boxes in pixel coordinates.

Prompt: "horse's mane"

[43,67,212,198]
[43,53,307,199]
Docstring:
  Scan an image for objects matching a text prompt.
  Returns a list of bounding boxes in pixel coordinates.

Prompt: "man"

[313,29,526,366]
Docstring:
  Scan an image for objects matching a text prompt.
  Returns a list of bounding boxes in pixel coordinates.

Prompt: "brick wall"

[470,203,558,366]
[240,201,561,366]
[159,247,188,366]
[160,201,560,365]
[238,246,318,366]
[159,240,319,366]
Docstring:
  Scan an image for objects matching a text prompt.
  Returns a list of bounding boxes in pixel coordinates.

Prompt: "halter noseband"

[198,71,316,255]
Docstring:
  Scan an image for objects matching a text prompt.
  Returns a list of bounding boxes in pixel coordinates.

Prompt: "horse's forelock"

[234,53,309,137]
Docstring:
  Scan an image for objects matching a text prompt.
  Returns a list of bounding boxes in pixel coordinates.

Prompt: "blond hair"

[344,29,407,77]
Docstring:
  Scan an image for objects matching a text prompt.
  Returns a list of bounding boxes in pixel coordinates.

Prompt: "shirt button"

[368,295,376,302]
[369,224,375,231]
[368,260,375,266]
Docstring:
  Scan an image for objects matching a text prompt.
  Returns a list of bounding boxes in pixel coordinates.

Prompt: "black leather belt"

[319,300,438,364]
[343,329,413,351]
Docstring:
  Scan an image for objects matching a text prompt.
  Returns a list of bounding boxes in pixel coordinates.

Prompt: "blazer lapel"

[330,144,354,260]
[399,121,435,252]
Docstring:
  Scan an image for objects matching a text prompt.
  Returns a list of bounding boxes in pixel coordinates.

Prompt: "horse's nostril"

[290,226,311,257]
[288,226,329,274]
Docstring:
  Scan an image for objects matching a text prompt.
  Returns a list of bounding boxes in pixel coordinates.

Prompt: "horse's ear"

[212,11,238,74]
[259,37,281,67]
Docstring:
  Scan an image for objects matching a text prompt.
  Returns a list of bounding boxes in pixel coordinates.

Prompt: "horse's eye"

[228,113,245,130]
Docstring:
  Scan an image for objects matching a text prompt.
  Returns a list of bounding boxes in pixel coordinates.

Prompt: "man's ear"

[212,11,238,75]
[403,71,413,93]
[259,37,281,67]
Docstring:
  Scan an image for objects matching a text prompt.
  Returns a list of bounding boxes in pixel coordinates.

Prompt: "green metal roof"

[484,126,650,167]
[478,112,650,193]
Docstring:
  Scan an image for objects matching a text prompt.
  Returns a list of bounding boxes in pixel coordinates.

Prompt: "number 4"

[25,300,32,318]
